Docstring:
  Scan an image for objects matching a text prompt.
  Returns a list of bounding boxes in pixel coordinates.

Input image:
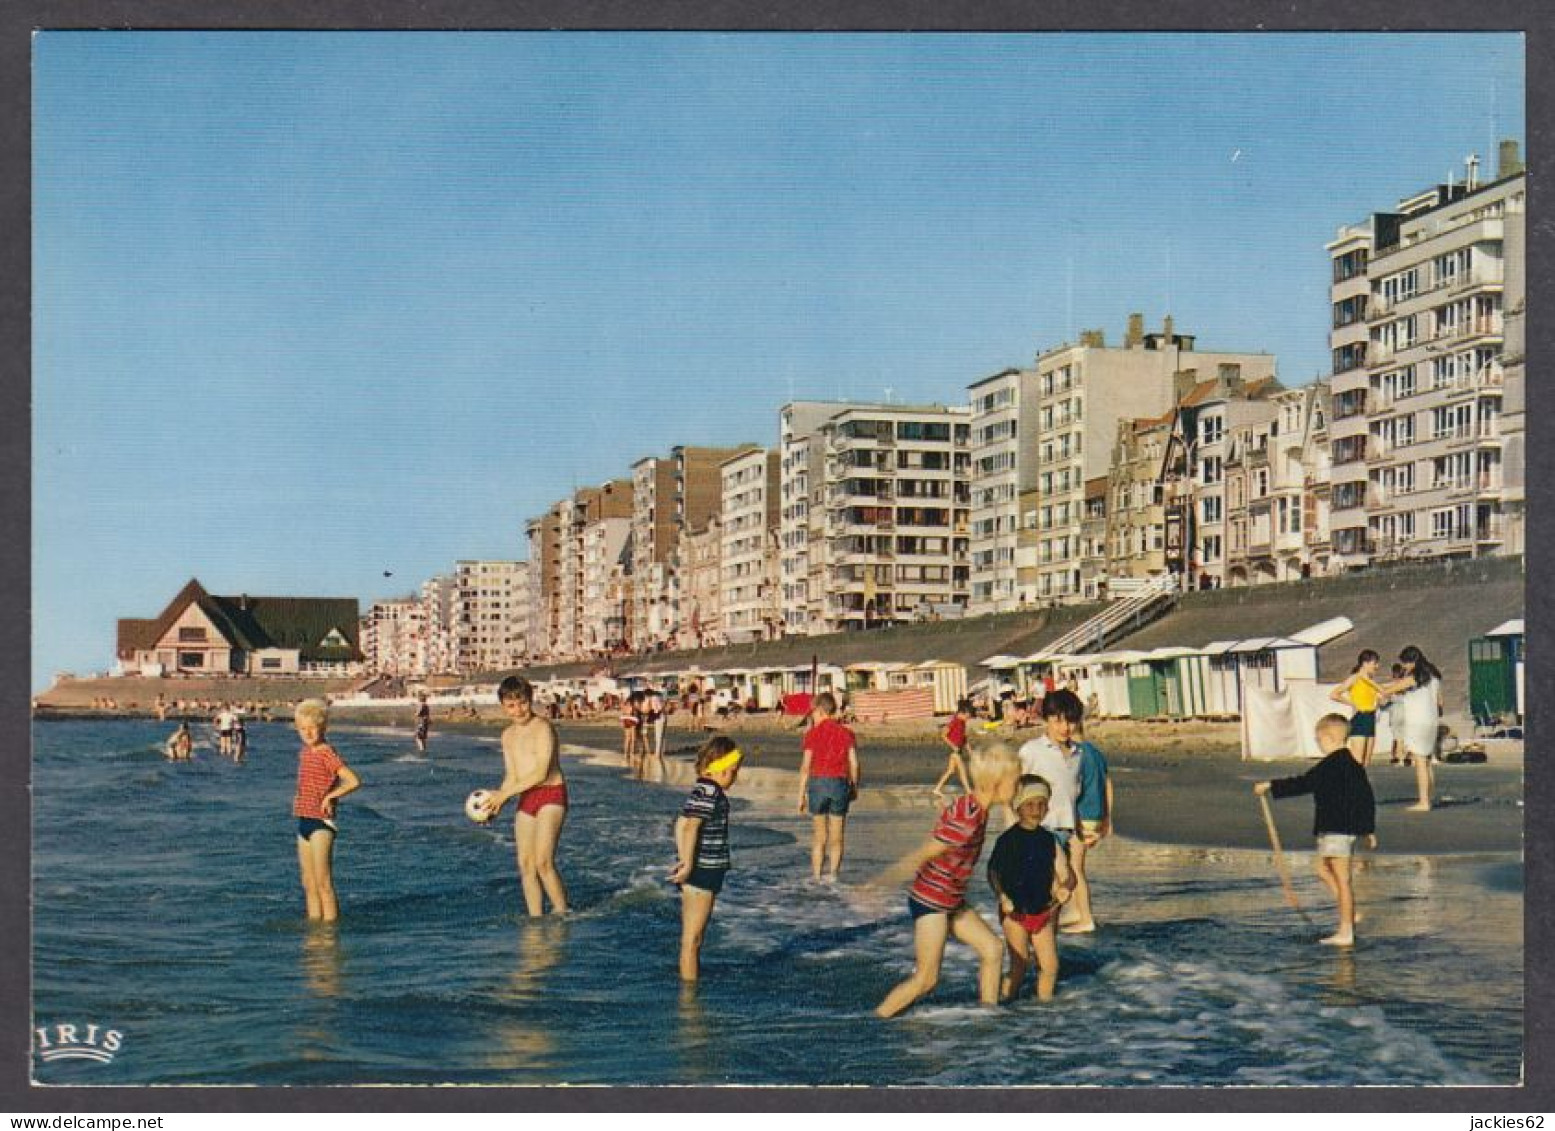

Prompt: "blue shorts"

[1349,711,1376,738]
[908,896,957,920]
[297,817,337,840]
[808,777,852,816]
[684,865,726,894]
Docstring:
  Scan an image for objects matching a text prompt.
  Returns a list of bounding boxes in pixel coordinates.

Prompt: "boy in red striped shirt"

[876,742,1022,1018]
[292,699,361,923]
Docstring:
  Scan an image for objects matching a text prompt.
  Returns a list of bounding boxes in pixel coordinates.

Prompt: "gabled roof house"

[116,579,363,677]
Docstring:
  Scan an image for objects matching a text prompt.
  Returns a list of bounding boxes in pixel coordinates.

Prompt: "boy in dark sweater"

[1254,713,1377,946]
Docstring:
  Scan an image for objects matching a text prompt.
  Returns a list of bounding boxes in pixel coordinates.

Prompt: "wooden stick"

[1259,791,1313,924]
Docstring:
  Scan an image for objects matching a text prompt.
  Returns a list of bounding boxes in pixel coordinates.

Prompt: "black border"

[5,2,1548,1116]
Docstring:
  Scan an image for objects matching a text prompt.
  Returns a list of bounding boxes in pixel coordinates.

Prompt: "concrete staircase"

[1041,574,1181,656]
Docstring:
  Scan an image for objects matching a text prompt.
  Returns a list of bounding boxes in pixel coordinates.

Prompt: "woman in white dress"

[1380,646,1444,811]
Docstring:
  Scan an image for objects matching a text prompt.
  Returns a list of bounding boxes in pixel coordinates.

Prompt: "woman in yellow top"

[1330,649,1384,766]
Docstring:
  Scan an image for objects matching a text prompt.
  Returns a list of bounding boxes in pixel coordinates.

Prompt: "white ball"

[465,789,494,823]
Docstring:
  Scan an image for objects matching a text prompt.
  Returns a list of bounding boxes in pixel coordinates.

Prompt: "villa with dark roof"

[116,579,363,677]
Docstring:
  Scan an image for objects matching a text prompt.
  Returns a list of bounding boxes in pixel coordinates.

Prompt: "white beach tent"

[978,655,1024,699]
[911,659,969,713]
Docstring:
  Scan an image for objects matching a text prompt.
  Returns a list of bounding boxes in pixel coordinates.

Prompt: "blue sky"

[32,32,1524,688]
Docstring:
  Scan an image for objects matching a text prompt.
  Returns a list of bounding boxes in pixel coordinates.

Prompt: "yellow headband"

[705,749,744,775]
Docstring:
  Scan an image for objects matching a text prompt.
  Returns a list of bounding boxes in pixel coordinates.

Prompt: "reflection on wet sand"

[301,924,341,999]
[488,920,568,1069]
[298,925,342,1063]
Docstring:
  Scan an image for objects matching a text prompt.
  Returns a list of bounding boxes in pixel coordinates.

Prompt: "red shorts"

[518,782,568,817]
[1004,906,1056,935]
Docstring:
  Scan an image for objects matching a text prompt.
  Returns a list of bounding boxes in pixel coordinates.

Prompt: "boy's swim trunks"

[517,781,569,817]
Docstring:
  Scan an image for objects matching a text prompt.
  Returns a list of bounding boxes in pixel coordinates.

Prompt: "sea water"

[32,719,1521,1086]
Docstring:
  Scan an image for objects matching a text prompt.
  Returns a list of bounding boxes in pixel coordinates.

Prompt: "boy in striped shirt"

[876,742,1022,1018]
[292,698,361,923]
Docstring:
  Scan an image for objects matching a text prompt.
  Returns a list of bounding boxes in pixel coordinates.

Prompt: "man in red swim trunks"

[476,676,569,916]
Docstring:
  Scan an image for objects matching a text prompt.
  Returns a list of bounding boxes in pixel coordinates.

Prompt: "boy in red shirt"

[292,698,361,923]
[797,692,861,881]
[876,742,1022,1018]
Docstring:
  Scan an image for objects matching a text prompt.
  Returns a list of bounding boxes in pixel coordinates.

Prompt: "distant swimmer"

[1254,713,1376,947]
[876,742,1021,1018]
[414,694,431,754]
[215,703,237,757]
[292,699,362,923]
[165,721,193,762]
[473,676,569,917]
[670,736,743,982]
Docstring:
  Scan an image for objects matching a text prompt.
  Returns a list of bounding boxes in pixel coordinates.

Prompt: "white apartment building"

[1328,144,1524,567]
[629,456,677,650]
[420,574,457,675]
[553,481,632,662]
[720,447,780,643]
[361,598,429,677]
[679,517,723,649]
[454,559,528,674]
[778,402,850,633]
[1028,315,1277,601]
[818,403,971,631]
[581,514,631,656]
[1240,381,1333,582]
[524,509,563,664]
[966,367,1040,613]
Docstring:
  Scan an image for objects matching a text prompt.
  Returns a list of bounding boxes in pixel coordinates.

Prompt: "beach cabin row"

[980,617,1353,722]
[613,659,970,716]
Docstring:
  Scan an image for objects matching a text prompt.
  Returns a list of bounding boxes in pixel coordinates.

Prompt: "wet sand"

[552,718,1523,858]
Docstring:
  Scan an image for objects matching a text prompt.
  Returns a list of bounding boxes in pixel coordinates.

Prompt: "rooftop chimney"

[1162,314,1175,342]
[1172,368,1200,403]
[1498,139,1523,179]
[1465,153,1480,192]
[1218,363,1244,395]
[1125,313,1145,348]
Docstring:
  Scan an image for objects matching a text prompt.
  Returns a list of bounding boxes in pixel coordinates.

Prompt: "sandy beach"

[547,714,1523,858]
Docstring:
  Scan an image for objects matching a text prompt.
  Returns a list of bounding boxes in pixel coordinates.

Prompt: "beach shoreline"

[547,719,1522,860]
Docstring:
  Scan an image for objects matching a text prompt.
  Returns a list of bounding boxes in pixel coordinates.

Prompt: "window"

[1200,455,1223,484]
[1201,496,1223,524]
[261,656,283,670]
[179,652,205,668]
[1202,535,1222,563]
[1200,415,1225,445]
[178,627,208,642]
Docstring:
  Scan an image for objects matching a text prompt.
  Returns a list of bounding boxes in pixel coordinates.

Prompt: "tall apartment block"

[1222,381,1331,583]
[966,367,1040,613]
[629,456,678,649]
[419,574,457,675]
[453,559,528,674]
[630,446,754,651]
[1026,315,1277,601]
[581,508,631,655]
[679,516,723,649]
[1160,369,1285,587]
[818,403,971,631]
[556,481,632,661]
[524,508,563,663]
[1104,413,1172,586]
[720,447,781,643]
[778,402,851,633]
[361,597,429,677]
[1327,142,1525,566]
